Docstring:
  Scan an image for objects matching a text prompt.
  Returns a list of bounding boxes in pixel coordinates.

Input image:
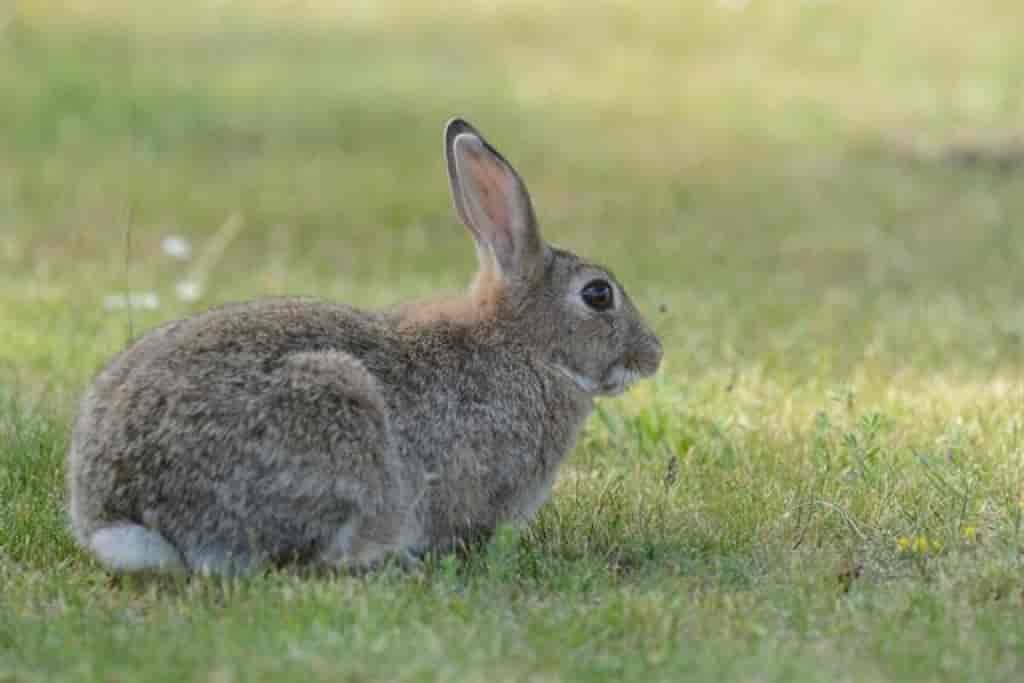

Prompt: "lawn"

[2,1,1024,680]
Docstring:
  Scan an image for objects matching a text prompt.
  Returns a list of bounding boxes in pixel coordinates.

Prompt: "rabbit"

[67,118,663,576]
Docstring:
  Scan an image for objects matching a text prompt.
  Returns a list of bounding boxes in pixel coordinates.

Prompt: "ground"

[2,2,1024,681]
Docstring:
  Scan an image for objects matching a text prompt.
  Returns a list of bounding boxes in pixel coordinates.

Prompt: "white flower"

[161,235,192,260]
[175,280,203,302]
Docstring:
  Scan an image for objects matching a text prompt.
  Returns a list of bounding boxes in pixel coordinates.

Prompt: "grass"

[2,1,1024,680]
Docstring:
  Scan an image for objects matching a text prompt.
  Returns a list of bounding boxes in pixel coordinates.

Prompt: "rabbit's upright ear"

[445,118,545,287]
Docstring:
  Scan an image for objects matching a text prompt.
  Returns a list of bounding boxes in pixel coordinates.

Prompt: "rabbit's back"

[72,297,401,466]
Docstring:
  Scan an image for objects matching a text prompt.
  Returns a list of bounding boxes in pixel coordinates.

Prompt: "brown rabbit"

[67,118,663,575]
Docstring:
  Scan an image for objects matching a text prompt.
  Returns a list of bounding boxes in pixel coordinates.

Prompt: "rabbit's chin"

[598,365,643,397]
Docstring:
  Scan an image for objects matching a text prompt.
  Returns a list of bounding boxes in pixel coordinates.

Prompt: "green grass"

[3,1,1024,680]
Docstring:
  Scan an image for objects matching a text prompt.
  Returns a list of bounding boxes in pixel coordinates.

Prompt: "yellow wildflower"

[897,535,942,555]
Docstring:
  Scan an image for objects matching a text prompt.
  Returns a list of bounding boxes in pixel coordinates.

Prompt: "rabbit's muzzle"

[602,331,663,396]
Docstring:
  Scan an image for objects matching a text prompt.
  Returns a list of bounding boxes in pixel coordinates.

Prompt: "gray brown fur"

[67,118,662,575]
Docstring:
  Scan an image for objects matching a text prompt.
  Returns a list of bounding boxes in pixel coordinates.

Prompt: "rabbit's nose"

[645,335,664,374]
[629,331,663,376]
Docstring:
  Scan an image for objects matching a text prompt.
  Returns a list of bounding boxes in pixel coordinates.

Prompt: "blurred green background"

[4,0,1024,398]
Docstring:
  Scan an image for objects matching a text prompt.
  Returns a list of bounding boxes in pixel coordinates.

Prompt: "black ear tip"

[445,117,481,146]
[446,117,471,130]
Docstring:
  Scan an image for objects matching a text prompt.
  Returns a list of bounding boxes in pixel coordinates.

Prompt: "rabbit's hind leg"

[89,523,186,574]
[319,509,421,572]
[269,350,426,572]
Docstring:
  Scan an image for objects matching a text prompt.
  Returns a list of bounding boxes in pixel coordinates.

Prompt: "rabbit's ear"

[445,118,544,286]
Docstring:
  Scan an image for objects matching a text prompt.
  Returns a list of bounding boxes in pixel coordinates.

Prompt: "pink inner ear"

[463,145,513,233]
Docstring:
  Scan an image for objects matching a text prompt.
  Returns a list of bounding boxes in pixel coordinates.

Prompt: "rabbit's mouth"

[599,365,642,396]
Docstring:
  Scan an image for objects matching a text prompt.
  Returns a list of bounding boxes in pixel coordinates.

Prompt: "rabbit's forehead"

[547,247,619,285]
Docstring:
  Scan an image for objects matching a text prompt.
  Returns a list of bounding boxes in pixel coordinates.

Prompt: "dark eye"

[581,279,614,311]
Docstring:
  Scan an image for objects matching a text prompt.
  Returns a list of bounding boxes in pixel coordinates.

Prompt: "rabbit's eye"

[581,279,614,311]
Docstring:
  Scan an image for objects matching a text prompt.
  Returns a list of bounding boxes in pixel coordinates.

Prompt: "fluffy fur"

[67,118,663,574]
